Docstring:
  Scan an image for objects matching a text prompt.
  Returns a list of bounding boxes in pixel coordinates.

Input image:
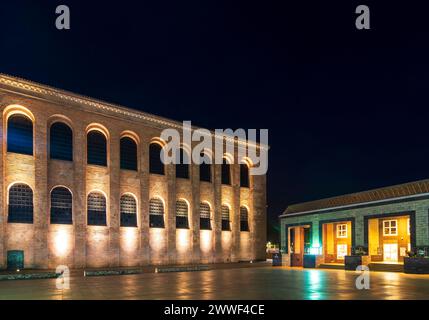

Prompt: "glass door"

[383,244,398,262]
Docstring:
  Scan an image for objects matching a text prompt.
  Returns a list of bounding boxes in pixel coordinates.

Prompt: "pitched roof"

[282,179,429,216]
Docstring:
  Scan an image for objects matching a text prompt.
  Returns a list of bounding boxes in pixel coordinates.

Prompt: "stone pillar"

[190,162,200,263]
[213,162,222,262]
[355,215,365,247]
[33,112,49,268]
[139,135,150,265]
[73,121,86,268]
[0,106,4,268]
[252,173,267,260]
[166,164,176,264]
[109,129,120,267]
[231,145,241,262]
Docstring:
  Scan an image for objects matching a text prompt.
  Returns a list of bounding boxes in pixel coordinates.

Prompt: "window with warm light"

[120,194,137,227]
[407,218,410,235]
[149,198,165,228]
[50,187,72,224]
[8,183,33,224]
[221,205,230,231]
[200,202,211,230]
[176,200,189,229]
[336,224,347,238]
[87,192,107,226]
[383,219,398,236]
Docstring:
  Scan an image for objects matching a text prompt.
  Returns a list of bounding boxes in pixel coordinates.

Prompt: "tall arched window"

[240,206,249,231]
[8,183,33,223]
[50,122,73,161]
[87,192,107,226]
[176,199,189,229]
[120,194,137,227]
[149,143,164,175]
[50,187,73,224]
[199,152,211,182]
[240,163,250,188]
[176,148,189,179]
[221,158,231,185]
[7,114,33,155]
[200,202,211,230]
[221,205,230,231]
[149,198,165,228]
[120,137,137,171]
[87,131,107,166]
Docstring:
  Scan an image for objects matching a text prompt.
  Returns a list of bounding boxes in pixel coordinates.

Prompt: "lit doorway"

[383,244,398,262]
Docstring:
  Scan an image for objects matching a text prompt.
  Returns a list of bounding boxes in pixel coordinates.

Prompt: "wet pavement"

[1,266,429,300]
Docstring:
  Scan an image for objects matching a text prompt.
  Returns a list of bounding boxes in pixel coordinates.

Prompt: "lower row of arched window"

[7,183,250,232]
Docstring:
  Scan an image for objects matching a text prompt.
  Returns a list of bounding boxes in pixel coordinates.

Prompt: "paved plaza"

[1,266,429,300]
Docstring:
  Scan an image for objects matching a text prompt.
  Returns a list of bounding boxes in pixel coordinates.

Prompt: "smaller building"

[280,179,429,267]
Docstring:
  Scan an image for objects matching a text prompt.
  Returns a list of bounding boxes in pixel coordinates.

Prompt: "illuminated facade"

[0,74,267,269]
[280,180,429,267]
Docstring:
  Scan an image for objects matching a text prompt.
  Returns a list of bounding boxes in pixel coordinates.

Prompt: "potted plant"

[344,246,370,271]
[404,247,429,274]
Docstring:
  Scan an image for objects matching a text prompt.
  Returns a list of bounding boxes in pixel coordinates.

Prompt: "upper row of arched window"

[6,114,250,187]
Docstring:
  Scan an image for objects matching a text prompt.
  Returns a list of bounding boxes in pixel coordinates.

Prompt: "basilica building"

[0,74,267,269]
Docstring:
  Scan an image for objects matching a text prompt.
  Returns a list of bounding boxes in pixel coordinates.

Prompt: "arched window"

[50,122,73,161]
[87,192,107,226]
[200,202,211,230]
[221,158,231,185]
[50,187,72,224]
[240,163,250,188]
[221,205,230,231]
[149,143,164,175]
[176,148,189,179]
[199,152,211,182]
[240,206,249,231]
[120,194,137,227]
[176,199,189,229]
[8,183,33,223]
[7,114,33,155]
[120,137,137,171]
[87,131,107,166]
[149,198,165,228]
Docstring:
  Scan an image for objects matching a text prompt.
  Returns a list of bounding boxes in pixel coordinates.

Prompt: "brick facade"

[0,74,267,269]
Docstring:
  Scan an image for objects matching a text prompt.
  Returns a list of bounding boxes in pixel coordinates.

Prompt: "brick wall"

[0,82,267,269]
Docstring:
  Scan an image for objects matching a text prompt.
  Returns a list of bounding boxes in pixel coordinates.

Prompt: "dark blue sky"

[1,1,428,242]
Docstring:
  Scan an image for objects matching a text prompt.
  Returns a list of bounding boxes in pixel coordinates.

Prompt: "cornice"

[0,73,268,150]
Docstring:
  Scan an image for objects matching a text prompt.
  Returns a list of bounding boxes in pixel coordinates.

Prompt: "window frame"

[120,194,138,228]
[49,122,73,162]
[336,223,348,238]
[149,143,165,175]
[7,114,34,156]
[50,186,73,225]
[120,137,138,171]
[383,219,398,236]
[149,197,165,228]
[87,191,107,226]
[87,130,108,167]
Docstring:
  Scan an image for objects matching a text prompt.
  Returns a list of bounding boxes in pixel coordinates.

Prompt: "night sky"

[1,1,429,243]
